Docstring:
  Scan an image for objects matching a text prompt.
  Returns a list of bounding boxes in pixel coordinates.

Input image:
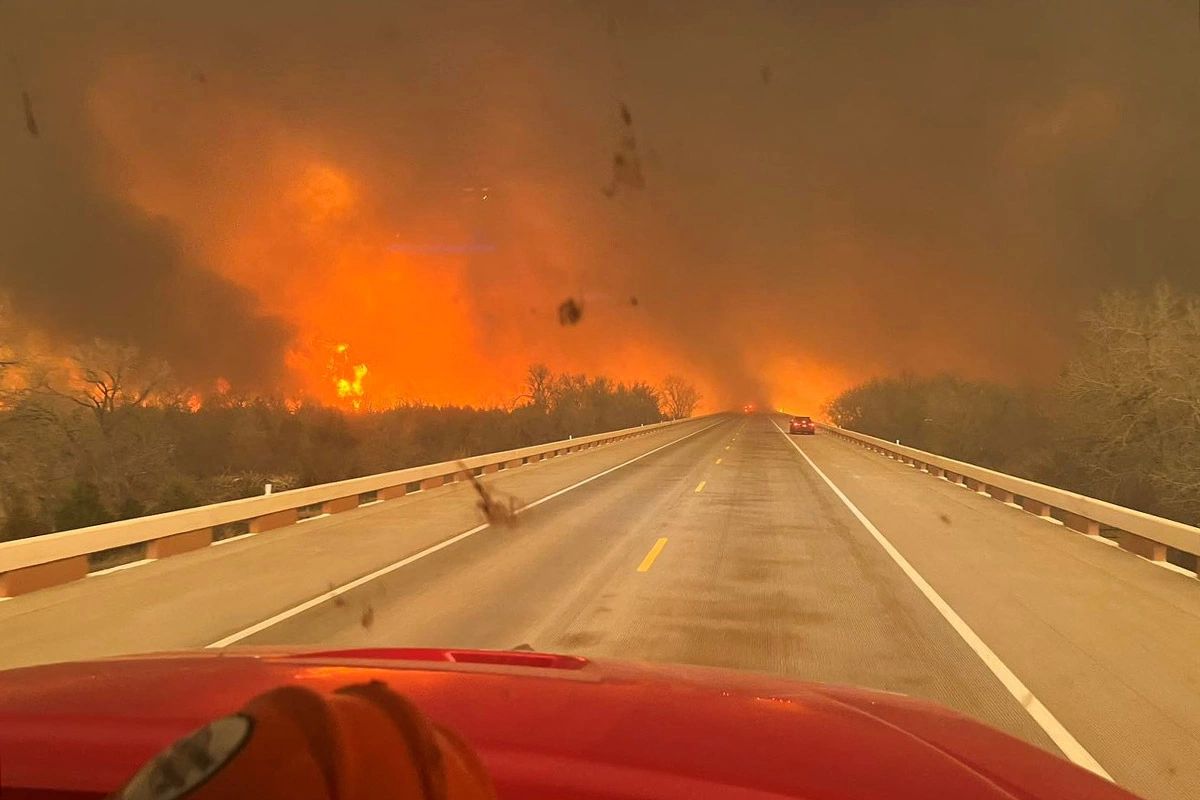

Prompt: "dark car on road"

[790,415,816,434]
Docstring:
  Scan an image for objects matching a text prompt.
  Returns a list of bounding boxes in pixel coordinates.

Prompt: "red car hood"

[0,648,1138,800]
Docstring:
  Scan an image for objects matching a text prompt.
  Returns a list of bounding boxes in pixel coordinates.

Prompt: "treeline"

[826,285,1200,528]
[0,352,700,540]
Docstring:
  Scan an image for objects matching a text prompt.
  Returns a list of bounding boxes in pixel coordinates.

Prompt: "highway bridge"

[1,414,1198,800]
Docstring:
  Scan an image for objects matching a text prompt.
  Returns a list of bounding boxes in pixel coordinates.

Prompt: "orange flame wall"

[85,55,852,413]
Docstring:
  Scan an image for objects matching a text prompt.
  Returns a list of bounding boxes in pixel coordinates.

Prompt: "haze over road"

[1,415,1197,800]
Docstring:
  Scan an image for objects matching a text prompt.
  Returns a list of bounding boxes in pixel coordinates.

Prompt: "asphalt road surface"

[2,414,1198,800]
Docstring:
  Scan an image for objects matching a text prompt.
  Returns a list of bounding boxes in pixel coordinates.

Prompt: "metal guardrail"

[0,417,697,596]
[820,424,1200,573]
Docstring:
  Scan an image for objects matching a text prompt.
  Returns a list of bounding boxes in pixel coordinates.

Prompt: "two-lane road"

[242,414,1058,755]
[3,413,1198,800]
[231,413,1200,800]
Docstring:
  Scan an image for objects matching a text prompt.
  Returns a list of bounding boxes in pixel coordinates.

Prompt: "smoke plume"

[1,1,1196,408]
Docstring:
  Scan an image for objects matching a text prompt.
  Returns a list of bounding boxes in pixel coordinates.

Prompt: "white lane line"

[212,533,257,546]
[88,559,153,577]
[1147,557,1197,578]
[771,420,1111,780]
[207,420,724,648]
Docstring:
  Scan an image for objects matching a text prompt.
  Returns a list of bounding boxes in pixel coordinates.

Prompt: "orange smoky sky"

[1,1,1197,414]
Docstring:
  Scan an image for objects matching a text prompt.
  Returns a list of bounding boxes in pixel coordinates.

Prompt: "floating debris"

[461,463,523,527]
[21,91,38,138]
[558,297,583,326]
[601,102,645,196]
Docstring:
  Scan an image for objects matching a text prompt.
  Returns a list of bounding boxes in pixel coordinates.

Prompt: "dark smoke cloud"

[0,18,295,388]
[0,145,294,387]
[0,1,1196,403]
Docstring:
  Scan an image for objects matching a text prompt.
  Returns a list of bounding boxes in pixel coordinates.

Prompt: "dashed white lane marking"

[207,420,724,648]
[771,419,1112,781]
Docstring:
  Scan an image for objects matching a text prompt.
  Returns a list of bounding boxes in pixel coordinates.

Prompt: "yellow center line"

[637,538,669,572]
[725,445,731,451]
[715,457,722,465]
[695,480,706,493]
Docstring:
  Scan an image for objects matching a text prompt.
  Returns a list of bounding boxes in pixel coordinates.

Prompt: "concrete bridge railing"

[0,418,695,597]
[823,424,1200,577]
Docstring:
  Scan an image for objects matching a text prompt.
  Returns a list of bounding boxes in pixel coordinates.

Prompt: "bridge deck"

[1,414,1196,800]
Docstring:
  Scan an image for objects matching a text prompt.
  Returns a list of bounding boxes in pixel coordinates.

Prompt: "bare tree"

[1057,284,1200,520]
[20,341,177,523]
[37,340,172,433]
[660,375,700,419]
[525,363,553,410]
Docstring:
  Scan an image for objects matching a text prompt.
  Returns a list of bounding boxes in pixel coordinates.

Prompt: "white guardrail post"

[0,417,700,597]
[819,423,1200,576]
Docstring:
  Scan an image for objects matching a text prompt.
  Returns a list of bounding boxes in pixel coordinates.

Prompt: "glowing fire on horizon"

[336,364,368,408]
[81,63,856,415]
[330,343,368,410]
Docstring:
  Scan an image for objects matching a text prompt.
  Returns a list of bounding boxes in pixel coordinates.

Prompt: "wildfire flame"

[336,363,368,408]
[330,343,368,410]
[82,65,761,412]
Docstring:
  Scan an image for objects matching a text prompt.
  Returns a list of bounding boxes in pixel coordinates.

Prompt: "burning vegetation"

[329,344,369,410]
[0,346,697,541]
